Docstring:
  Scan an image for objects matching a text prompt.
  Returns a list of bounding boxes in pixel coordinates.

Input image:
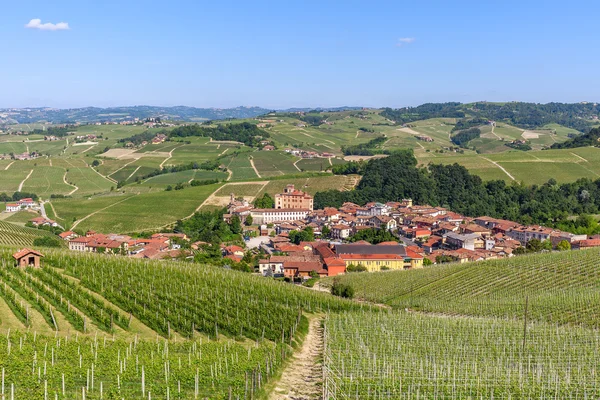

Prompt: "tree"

[254,193,275,209]
[321,225,331,238]
[289,227,314,245]
[514,246,527,255]
[91,159,100,167]
[331,279,355,299]
[229,215,242,235]
[526,239,544,253]
[423,258,433,266]
[33,236,61,248]
[245,215,253,226]
[556,240,571,251]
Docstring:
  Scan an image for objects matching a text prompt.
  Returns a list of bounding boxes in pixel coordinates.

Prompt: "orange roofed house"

[13,248,44,268]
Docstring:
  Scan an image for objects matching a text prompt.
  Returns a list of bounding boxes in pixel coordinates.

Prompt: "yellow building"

[335,243,423,272]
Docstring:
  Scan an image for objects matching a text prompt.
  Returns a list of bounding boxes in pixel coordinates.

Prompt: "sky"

[2,0,600,109]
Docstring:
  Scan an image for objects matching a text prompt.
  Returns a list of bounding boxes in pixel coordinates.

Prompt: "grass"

[224,153,258,180]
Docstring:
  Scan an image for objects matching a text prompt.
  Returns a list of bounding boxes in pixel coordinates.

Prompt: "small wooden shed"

[12,248,44,268]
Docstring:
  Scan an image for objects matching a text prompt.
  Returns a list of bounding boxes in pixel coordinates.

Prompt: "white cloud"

[396,37,415,47]
[25,19,70,31]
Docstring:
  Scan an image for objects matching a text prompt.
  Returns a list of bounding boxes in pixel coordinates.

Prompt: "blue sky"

[2,0,599,109]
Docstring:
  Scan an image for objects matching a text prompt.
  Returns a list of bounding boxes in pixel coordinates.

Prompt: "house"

[263,145,275,151]
[572,239,600,250]
[330,224,352,240]
[549,231,587,247]
[369,215,397,231]
[30,217,58,227]
[223,245,245,257]
[334,243,423,271]
[445,233,484,251]
[13,248,44,268]
[59,231,78,241]
[507,226,555,244]
[5,203,20,212]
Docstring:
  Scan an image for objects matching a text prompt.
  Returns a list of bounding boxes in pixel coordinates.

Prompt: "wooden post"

[522,295,529,353]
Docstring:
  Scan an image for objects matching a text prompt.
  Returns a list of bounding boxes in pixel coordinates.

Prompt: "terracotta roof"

[13,248,44,259]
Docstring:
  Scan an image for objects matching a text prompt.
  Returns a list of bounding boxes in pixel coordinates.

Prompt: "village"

[4,183,599,282]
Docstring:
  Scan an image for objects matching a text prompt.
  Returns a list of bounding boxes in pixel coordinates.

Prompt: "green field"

[52,183,222,232]
[251,151,299,177]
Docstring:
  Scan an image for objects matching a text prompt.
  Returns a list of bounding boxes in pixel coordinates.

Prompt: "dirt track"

[270,317,323,400]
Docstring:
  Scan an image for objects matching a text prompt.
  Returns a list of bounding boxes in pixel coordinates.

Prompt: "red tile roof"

[13,248,44,259]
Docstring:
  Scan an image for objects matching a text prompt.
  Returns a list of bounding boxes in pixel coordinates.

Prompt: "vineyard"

[0,221,59,247]
[0,246,363,398]
[325,248,600,328]
[324,311,600,399]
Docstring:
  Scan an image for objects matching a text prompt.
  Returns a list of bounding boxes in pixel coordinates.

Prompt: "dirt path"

[63,171,79,195]
[4,161,14,170]
[18,169,34,191]
[249,157,262,178]
[159,145,184,169]
[270,316,323,400]
[293,159,302,171]
[490,123,501,140]
[125,166,141,181]
[479,157,515,181]
[571,152,589,162]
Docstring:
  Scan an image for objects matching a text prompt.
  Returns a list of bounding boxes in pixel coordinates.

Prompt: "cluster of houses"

[5,198,38,213]
[221,183,600,279]
[13,151,40,161]
[284,149,335,159]
[65,230,189,259]
[74,134,97,142]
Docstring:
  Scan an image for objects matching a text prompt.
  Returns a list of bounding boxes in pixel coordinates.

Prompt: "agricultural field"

[325,248,600,328]
[251,151,300,177]
[223,152,258,180]
[0,247,359,399]
[0,221,58,247]
[51,183,222,232]
[324,311,600,399]
[420,146,600,184]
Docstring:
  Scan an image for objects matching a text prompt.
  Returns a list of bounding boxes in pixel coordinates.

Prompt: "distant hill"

[0,106,272,124]
[550,127,600,149]
[381,102,600,132]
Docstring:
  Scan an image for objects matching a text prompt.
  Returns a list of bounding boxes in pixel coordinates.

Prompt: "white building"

[250,208,309,225]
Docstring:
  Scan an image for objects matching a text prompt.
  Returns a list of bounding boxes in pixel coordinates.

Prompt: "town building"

[334,243,423,271]
[275,184,314,211]
[250,208,309,225]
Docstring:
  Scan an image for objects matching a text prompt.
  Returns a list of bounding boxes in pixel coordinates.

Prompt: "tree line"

[314,150,600,229]
[168,122,269,147]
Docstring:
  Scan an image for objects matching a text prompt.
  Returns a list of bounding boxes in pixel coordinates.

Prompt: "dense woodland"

[551,127,600,149]
[342,136,388,156]
[382,102,600,132]
[315,150,600,227]
[380,103,465,124]
[451,128,481,147]
[168,122,269,147]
